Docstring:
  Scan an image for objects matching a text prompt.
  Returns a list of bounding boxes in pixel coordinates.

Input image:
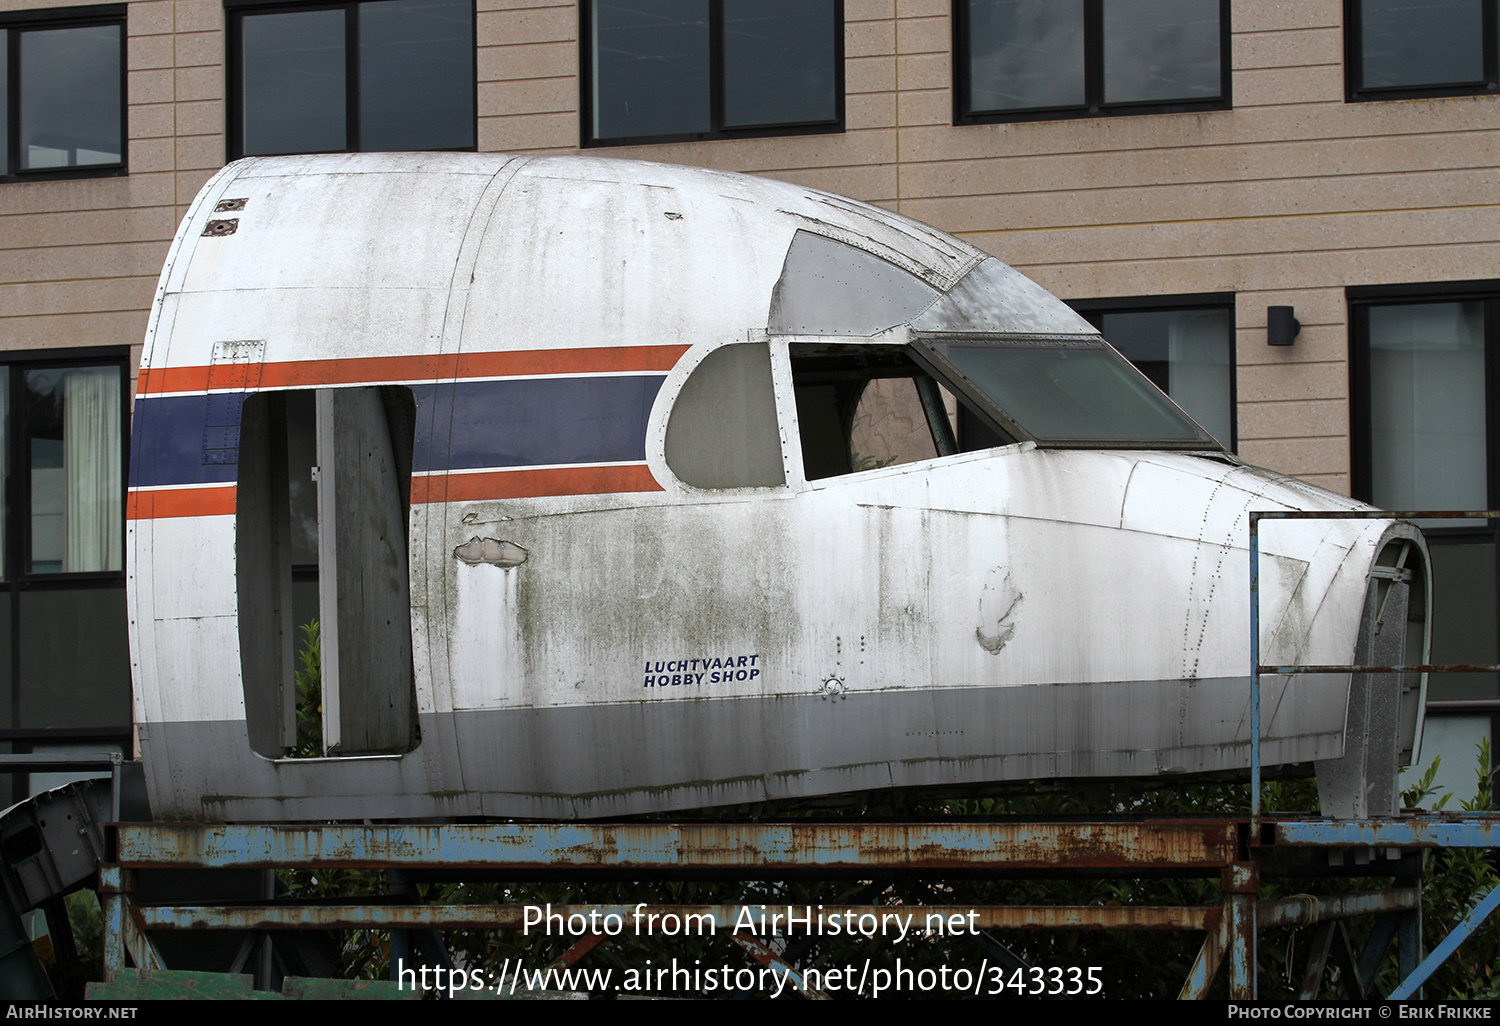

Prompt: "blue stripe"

[129,395,240,488]
[130,375,667,488]
[430,376,665,471]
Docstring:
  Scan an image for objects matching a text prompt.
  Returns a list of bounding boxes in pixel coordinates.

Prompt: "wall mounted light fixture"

[1268,306,1300,346]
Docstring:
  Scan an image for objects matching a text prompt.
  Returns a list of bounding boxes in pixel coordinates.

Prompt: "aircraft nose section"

[1117,453,1429,801]
[1176,460,1432,818]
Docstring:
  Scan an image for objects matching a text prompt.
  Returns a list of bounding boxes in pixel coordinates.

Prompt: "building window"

[0,351,130,802]
[0,7,125,181]
[227,0,476,159]
[582,0,843,146]
[1346,0,1499,102]
[955,0,1230,124]
[1350,282,1500,805]
[1069,295,1236,450]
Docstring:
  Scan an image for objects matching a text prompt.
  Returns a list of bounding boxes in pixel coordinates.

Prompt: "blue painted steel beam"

[1388,883,1500,1000]
[1276,819,1500,848]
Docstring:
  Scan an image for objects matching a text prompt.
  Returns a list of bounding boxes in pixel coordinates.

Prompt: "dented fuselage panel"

[128,153,1428,821]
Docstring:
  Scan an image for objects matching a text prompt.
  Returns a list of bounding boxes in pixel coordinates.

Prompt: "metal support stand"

[1390,881,1498,1000]
[1224,862,1259,999]
[78,817,1499,1000]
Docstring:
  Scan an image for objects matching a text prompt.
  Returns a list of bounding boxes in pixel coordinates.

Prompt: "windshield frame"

[909,331,1225,451]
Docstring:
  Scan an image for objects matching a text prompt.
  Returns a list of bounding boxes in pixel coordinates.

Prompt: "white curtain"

[63,367,121,573]
[1369,302,1486,512]
[1166,309,1233,448]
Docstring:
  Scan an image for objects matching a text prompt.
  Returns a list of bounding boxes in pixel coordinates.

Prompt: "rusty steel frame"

[111,820,1241,871]
[96,819,1452,1001]
[1249,508,1500,1001]
[127,903,1217,933]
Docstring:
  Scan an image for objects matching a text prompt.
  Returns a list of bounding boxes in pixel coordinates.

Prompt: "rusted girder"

[1257,889,1420,929]
[129,903,1214,932]
[113,822,1240,872]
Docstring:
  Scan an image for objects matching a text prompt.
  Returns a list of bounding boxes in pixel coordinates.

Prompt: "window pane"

[665,344,784,488]
[791,345,1012,478]
[25,367,122,574]
[1426,540,1498,700]
[591,0,710,140]
[1360,0,1484,89]
[722,0,836,128]
[770,231,941,336]
[1402,714,1493,806]
[360,0,474,150]
[18,25,122,169]
[19,587,129,727]
[1099,308,1233,448]
[965,0,1085,112]
[0,368,7,579]
[286,390,319,565]
[26,371,65,574]
[849,378,941,471]
[0,31,9,173]
[932,341,1207,442]
[241,9,347,156]
[1367,302,1487,512]
[1103,0,1221,105]
[0,593,10,728]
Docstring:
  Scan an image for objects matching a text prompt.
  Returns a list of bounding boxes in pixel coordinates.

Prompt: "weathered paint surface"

[112,822,1241,870]
[1388,883,1500,1000]
[128,153,1428,821]
[131,903,1217,933]
[1276,817,1500,848]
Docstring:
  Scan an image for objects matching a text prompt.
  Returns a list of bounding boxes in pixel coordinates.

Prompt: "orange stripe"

[451,346,689,378]
[127,486,237,520]
[137,345,691,395]
[412,465,662,503]
[127,466,658,518]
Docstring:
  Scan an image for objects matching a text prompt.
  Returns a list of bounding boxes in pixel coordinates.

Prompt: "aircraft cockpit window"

[916,336,1219,449]
[237,385,419,760]
[790,343,1016,481]
[768,231,941,337]
[665,342,785,489]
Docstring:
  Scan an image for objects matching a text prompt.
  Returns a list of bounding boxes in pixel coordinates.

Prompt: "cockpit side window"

[789,343,1015,481]
[769,231,941,337]
[665,342,785,488]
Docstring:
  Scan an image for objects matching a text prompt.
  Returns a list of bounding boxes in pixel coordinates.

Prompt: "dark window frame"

[579,0,846,148]
[1344,0,1500,102]
[1,4,127,184]
[225,0,479,160]
[1067,292,1238,451]
[1348,280,1500,509]
[0,347,132,801]
[1350,281,1500,788]
[953,0,1232,125]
